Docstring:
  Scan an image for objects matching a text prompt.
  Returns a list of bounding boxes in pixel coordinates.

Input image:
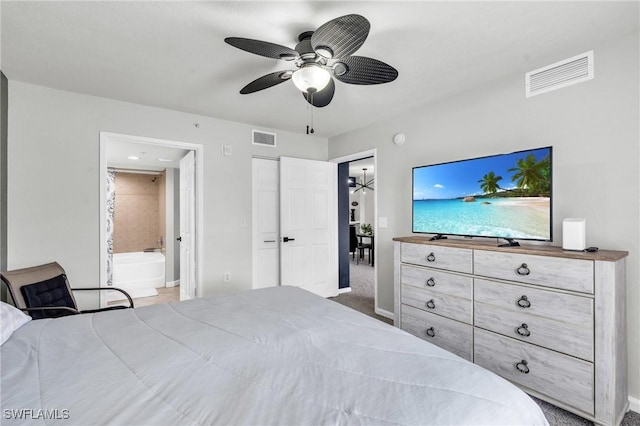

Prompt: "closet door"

[280,157,338,298]
[252,158,280,289]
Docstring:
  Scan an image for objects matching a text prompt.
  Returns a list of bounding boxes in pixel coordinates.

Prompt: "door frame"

[329,149,380,314]
[98,132,204,307]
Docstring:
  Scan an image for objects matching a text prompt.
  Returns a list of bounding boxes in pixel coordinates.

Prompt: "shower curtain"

[106,170,116,286]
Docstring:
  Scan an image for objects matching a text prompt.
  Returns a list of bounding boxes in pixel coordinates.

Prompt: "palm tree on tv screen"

[508,153,551,196]
[478,171,503,195]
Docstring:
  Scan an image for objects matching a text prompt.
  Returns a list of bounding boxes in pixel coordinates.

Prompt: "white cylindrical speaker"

[562,218,586,251]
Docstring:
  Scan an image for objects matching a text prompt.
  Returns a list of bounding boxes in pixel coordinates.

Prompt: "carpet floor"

[329,256,639,426]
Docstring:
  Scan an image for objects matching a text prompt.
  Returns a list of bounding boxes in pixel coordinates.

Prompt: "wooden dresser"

[393,236,628,426]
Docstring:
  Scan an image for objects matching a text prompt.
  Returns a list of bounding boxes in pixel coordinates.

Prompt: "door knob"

[283,237,296,242]
[176,237,182,242]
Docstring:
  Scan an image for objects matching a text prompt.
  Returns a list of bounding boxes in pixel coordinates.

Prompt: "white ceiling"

[2,1,637,138]
[107,138,189,171]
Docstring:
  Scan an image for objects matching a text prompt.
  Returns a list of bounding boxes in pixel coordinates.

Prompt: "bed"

[1,286,548,425]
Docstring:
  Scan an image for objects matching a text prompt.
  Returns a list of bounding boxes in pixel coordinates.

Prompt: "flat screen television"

[412,147,552,245]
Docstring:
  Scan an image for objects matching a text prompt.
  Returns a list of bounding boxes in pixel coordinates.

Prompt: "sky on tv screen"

[413,147,551,200]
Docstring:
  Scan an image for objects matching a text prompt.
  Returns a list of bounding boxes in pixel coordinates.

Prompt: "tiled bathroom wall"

[113,172,166,253]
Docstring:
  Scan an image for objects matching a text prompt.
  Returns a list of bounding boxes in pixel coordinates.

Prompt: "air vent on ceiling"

[252,130,276,147]
[526,51,593,98]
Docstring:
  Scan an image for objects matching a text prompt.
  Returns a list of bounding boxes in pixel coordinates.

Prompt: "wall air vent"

[252,130,276,147]
[526,51,593,98]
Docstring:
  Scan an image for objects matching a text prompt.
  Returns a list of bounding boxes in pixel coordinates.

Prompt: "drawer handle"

[426,252,436,262]
[425,299,436,309]
[516,323,531,337]
[516,263,530,276]
[516,360,530,374]
[426,277,436,287]
[517,295,531,308]
[425,327,436,337]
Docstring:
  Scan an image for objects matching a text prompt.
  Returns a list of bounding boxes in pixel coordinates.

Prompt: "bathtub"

[108,251,165,301]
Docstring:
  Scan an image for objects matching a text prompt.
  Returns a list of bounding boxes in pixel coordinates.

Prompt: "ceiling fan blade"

[333,56,398,85]
[225,37,299,61]
[240,71,293,94]
[311,14,370,59]
[302,78,335,107]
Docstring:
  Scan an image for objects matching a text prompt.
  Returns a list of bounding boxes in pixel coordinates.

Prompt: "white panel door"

[179,151,196,300]
[280,157,338,298]
[252,158,280,289]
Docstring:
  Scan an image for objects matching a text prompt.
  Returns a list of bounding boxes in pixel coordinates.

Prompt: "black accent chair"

[1,262,134,320]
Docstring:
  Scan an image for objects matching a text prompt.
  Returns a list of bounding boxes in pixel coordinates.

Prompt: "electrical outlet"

[223,272,231,282]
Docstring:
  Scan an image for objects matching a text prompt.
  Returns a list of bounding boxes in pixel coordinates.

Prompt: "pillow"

[20,275,75,320]
[1,301,32,345]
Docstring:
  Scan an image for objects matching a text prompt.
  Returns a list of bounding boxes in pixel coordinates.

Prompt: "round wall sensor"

[393,133,406,145]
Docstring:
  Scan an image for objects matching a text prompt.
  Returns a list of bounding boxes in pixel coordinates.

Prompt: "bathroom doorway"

[106,169,178,306]
[99,132,204,307]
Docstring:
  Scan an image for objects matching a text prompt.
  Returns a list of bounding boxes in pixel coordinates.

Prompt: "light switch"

[379,217,388,228]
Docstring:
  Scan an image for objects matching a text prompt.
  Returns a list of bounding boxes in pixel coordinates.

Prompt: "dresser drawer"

[474,250,593,293]
[402,283,472,324]
[474,279,594,361]
[474,328,594,415]
[401,304,473,361]
[401,243,472,273]
[474,279,593,326]
[401,264,472,299]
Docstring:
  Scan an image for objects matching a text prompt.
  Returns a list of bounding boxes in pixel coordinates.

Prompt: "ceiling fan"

[352,168,374,194]
[224,14,398,110]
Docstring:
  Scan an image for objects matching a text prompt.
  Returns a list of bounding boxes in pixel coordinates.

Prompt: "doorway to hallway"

[331,150,379,317]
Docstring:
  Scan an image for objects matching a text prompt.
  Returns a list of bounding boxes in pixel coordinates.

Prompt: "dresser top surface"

[393,236,628,261]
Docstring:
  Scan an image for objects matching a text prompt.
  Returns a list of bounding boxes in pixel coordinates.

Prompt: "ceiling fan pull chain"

[305,95,315,135]
[310,92,315,134]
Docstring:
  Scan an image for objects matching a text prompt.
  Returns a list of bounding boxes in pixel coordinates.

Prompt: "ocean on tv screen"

[413,197,550,240]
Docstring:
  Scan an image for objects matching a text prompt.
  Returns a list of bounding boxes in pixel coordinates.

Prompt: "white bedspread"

[1,286,548,425]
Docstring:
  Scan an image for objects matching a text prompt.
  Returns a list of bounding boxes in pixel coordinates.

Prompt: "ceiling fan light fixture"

[292,65,331,93]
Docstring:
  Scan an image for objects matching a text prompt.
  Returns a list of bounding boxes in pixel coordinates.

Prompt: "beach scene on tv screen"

[413,147,551,240]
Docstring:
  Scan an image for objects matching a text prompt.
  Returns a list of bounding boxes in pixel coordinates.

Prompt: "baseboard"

[630,396,640,414]
[338,287,352,294]
[375,306,394,320]
[166,280,180,288]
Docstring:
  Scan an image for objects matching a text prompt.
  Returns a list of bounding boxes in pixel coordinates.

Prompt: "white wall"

[328,32,640,403]
[7,81,327,301]
[0,73,7,275]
